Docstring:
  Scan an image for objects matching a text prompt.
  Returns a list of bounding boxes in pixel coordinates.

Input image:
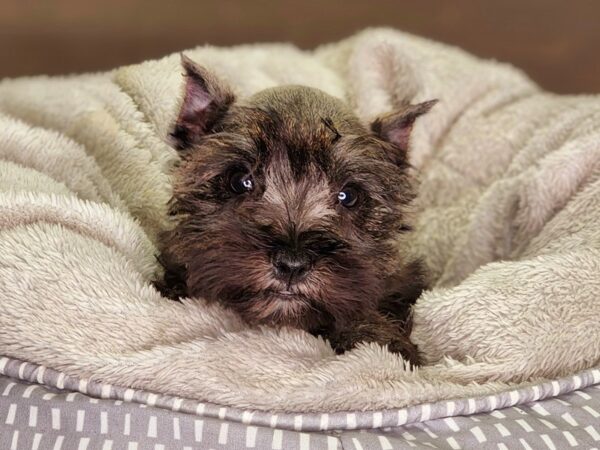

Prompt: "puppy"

[156,56,435,365]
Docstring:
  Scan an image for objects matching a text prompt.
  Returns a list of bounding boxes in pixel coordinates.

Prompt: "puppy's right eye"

[229,170,254,194]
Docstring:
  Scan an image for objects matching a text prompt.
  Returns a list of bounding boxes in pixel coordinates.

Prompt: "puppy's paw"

[387,337,420,367]
[325,320,420,366]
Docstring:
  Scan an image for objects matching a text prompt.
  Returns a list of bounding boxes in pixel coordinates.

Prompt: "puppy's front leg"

[325,310,419,365]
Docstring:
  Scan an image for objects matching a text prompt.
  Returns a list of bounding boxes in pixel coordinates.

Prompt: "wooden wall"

[1,0,599,93]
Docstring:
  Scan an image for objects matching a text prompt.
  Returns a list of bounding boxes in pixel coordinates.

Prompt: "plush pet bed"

[1,358,600,449]
[0,27,599,446]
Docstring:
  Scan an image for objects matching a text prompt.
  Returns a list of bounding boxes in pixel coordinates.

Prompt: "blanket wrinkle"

[0,113,123,208]
[0,28,598,412]
[0,192,158,281]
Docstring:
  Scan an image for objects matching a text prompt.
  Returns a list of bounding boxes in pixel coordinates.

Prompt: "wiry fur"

[157,57,434,364]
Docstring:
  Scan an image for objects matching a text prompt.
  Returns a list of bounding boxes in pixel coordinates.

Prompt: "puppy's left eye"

[337,186,359,208]
[229,171,254,194]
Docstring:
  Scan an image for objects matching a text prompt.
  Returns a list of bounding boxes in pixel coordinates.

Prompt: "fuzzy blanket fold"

[0,28,599,412]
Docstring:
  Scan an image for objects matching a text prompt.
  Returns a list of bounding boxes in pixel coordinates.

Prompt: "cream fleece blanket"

[0,29,599,412]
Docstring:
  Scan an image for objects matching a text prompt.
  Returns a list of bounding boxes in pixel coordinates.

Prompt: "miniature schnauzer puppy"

[156,56,436,365]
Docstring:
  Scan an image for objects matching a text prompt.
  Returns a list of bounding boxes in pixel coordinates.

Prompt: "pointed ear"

[169,54,235,150]
[371,100,437,164]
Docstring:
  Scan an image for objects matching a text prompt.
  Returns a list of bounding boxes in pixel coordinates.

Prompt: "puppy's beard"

[172,212,386,329]
[235,291,318,328]
[185,241,383,329]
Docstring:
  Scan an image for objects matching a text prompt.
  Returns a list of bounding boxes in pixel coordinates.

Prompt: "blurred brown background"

[2,0,599,94]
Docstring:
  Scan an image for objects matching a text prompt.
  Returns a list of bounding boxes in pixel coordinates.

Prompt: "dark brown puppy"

[157,56,435,365]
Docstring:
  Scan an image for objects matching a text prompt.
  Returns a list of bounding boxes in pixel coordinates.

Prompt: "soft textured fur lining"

[0,28,598,412]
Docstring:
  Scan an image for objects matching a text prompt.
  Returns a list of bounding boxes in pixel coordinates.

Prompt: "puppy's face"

[163,57,434,330]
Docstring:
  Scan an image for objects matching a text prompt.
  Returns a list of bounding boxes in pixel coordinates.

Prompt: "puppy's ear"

[169,55,235,150]
[371,100,437,164]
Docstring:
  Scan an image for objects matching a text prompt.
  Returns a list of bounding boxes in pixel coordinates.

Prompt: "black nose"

[272,251,311,285]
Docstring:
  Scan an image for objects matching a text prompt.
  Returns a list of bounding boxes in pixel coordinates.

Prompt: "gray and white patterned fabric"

[0,376,340,450]
[1,356,600,449]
